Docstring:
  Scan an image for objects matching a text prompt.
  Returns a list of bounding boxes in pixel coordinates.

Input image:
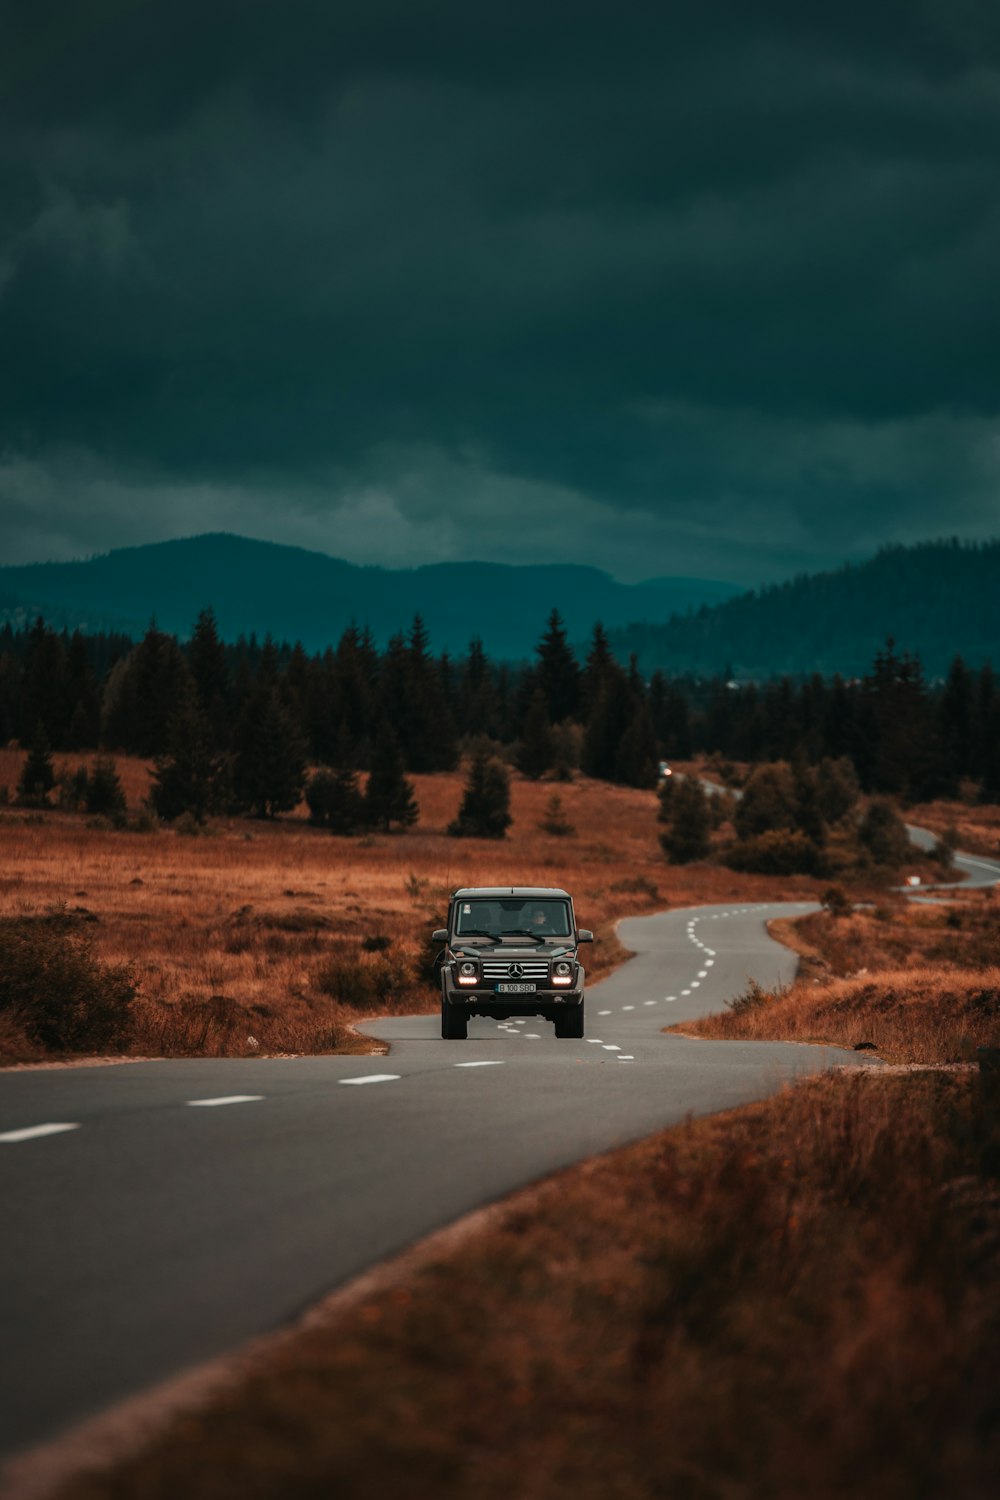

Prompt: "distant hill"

[0,533,743,659]
[607,540,1000,679]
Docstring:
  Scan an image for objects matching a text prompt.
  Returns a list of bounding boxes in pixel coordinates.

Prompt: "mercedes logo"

[508,962,525,978]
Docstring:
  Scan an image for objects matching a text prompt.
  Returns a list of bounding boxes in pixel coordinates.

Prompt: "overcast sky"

[2,0,999,583]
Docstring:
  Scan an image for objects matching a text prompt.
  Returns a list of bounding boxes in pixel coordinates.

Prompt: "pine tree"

[305,734,365,834]
[364,721,419,831]
[102,623,193,757]
[515,689,554,779]
[614,699,658,788]
[188,607,231,747]
[460,637,499,739]
[535,609,580,724]
[85,754,127,818]
[448,749,512,838]
[17,724,55,806]
[152,697,229,822]
[538,792,575,836]
[582,662,632,780]
[660,778,711,864]
[232,677,307,818]
[19,618,70,747]
[581,622,614,717]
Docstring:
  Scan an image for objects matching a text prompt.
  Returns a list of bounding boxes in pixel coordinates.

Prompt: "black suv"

[433,886,592,1040]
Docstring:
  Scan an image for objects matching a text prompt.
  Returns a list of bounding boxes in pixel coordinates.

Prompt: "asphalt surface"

[0,896,875,1464]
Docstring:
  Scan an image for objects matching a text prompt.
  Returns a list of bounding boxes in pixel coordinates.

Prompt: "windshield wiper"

[504,929,549,943]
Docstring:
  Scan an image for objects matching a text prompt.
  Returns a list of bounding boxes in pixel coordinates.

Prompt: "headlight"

[458,961,477,986]
[553,961,572,985]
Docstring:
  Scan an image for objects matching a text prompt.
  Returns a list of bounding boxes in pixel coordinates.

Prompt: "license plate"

[495,982,536,994]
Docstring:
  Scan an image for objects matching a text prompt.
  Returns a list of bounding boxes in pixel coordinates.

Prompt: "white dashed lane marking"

[587,1039,604,1045]
[185,1095,263,1108]
[524,1033,542,1039]
[622,1005,635,1011]
[598,1009,611,1016]
[454,1061,505,1068]
[0,1123,80,1144]
[603,1045,621,1052]
[643,1000,656,1006]
[338,1075,401,1087]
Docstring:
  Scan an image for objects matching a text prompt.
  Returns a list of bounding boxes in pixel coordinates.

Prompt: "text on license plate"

[495,982,537,994]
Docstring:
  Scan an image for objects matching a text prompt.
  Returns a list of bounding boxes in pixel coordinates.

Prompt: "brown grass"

[905,794,1000,860]
[50,1070,1000,1500]
[681,900,1000,1063]
[0,756,825,1064]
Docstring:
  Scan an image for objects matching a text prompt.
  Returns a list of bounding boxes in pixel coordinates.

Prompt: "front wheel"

[554,1005,584,1039]
[441,998,468,1040]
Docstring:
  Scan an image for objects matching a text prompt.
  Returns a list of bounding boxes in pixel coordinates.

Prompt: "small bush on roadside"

[822,886,854,918]
[313,946,415,1009]
[0,918,136,1052]
[725,977,775,1015]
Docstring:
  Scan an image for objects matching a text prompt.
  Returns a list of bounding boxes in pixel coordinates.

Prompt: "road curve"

[0,899,877,1464]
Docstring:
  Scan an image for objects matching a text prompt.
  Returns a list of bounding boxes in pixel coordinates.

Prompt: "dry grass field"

[55,1069,1000,1500]
[678,897,1000,1062]
[0,751,826,1064]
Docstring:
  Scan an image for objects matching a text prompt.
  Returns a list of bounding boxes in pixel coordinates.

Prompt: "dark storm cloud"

[2,1,1000,576]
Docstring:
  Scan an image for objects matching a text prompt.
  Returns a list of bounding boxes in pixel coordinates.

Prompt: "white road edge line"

[185,1096,263,1108]
[0,1123,80,1144]
[339,1075,401,1086]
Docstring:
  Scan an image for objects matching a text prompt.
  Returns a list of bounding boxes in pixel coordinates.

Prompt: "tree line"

[2,612,998,824]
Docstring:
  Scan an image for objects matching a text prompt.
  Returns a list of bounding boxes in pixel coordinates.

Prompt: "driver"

[528,906,553,933]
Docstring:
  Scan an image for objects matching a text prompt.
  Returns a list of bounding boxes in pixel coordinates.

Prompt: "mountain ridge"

[0,533,742,659]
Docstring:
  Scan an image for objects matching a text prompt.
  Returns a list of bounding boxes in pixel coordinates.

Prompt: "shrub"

[822,886,854,918]
[0,918,136,1052]
[727,829,824,875]
[313,946,414,1009]
[725,977,775,1015]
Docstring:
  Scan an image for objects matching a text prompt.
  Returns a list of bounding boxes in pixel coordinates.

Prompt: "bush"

[822,886,854,918]
[0,918,136,1052]
[727,829,824,876]
[313,946,414,1009]
[725,977,775,1015]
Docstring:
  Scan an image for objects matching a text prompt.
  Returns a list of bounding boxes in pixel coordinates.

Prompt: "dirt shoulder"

[18,1069,997,1500]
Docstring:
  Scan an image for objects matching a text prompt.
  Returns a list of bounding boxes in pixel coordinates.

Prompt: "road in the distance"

[0,899,888,1464]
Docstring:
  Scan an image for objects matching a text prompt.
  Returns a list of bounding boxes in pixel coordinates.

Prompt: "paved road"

[0,899,908,1463]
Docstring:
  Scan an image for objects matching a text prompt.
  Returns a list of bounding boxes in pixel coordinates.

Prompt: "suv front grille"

[481,959,551,980]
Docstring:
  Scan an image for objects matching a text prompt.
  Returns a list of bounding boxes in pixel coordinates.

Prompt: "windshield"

[454,898,572,939]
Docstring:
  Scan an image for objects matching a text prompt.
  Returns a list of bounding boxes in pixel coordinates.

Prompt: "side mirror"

[432,929,449,944]
[576,929,594,943]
